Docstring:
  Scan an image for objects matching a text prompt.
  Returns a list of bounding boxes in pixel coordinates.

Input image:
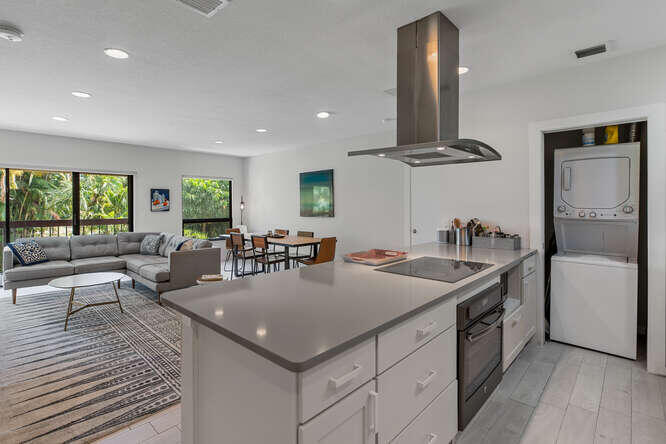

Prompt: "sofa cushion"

[14,236,71,263]
[8,240,49,266]
[4,260,74,282]
[162,235,191,257]
[70,235,119,259]
[193,239,213,249]
[140,234,163,255]
[70,256,126,274]
[118,254,168,273]
[139,264,170,283]
[158,233,175,257]
[117,232,158,255]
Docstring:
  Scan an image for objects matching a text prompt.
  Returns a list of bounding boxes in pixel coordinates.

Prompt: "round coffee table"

[49,272,127,331]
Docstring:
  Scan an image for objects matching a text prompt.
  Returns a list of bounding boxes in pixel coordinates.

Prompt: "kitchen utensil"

[456,227,472,246]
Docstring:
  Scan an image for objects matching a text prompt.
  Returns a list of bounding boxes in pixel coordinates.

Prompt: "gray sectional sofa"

[2,232,221,305]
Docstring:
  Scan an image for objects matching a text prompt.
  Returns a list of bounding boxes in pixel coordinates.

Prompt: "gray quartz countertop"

[163,242,536,372]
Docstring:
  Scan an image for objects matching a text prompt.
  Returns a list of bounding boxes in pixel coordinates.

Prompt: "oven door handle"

[466,308,505,343]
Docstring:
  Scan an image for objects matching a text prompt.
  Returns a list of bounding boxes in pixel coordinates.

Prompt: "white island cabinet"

[163,243,537,444]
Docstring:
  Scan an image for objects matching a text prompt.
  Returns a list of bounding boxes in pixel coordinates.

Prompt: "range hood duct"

[348,12,501,167]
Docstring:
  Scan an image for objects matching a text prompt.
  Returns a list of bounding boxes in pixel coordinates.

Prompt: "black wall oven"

[457,280,505,430]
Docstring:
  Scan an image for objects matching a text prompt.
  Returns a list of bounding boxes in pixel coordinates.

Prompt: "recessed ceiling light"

[0,24,24,42]
[414,160,421,164]
[71,91,92,99]
[437,146,446,151]
[378,153,386,157]
[256,128,268,133]
[316,111,332,119]
[104,48,130,59]
[467,155,476,159]
[52,116,68,122]
[458,66,470,75]
[214,140,223,144]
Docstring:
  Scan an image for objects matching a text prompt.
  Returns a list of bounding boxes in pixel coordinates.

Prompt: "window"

[1,167,133,246]
[182,177,232,239]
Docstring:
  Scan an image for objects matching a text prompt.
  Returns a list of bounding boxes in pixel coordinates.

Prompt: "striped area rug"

[0,284,181,443]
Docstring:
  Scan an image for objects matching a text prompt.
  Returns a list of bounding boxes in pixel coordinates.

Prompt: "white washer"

[550,142,639,359]
[550,253,637,359]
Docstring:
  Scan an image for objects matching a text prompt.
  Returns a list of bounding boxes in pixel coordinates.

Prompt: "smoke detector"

[0,23,23,42]
[174,0,231,17]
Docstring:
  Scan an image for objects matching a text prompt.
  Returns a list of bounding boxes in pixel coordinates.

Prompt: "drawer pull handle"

[426,433,439,444]
[416,370,437,390]
[329,364,362,390]
[368,390,379,437]
[416,321,437,339]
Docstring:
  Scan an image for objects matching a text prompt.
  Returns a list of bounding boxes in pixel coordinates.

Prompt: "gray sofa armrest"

[168,248,221,290]
[3,246,14,282]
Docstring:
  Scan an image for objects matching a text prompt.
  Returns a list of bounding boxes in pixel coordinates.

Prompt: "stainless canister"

[455,227,472,246]
[437,229,450,243]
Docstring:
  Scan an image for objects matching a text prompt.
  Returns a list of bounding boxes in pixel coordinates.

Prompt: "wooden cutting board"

[344,249,408,266]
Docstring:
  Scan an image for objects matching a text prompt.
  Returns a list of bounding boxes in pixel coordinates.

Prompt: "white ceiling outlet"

[174,0,231,17]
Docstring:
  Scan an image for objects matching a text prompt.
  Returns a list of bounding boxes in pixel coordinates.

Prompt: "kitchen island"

[163,242,536,444]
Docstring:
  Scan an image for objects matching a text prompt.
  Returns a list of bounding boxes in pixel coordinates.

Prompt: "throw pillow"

[140,234,163,255]
[8,240,49,266]
[179,239,193,251]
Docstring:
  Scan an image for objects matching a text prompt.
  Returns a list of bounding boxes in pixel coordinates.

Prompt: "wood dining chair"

[292,231,314,267]
[252,235,286,274]
[230,232,255,278]
[296,237,337,266]
[224,228,241,273]
[272,229,290,253]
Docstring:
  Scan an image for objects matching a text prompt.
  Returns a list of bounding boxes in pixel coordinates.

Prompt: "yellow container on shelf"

[604,125,619,144]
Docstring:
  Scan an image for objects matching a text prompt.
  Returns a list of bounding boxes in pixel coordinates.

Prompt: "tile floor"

[457,339,666,444]
[95,404,181,444]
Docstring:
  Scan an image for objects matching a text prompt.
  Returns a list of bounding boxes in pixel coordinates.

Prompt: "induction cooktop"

[376,256,493,283]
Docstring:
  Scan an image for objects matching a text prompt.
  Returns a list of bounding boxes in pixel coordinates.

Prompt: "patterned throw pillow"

[8,240,49,266]
[140,234,163,255]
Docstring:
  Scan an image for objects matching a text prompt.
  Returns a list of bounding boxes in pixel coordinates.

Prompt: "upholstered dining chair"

[296,237,336,267]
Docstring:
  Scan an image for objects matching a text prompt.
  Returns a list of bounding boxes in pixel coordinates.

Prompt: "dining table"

[218,233,321,275]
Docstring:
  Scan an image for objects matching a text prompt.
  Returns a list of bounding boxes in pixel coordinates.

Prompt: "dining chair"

[292,231,314,267]
[251,235,286,274]
[296,237,337,266]
[230,232,255,278]
[224,228,241,273]
[272,228,290,254]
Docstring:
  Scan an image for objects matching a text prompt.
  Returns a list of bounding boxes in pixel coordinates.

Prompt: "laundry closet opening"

[543,121,647,357]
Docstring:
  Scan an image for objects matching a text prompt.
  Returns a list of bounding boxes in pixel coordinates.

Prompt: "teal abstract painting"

[300,170,334,217]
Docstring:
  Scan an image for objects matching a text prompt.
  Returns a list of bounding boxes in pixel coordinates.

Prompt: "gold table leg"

[63,282,125,331]
[113,281,124,313]
[64,287,76,331]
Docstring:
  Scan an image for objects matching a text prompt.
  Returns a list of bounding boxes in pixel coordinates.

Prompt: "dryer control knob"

[623,205,634,214]
[589,212,597,218]
[557,205,566,213]
[578,211,586,218]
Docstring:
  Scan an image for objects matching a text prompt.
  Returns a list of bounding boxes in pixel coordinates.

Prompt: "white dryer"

[550,142,639,359]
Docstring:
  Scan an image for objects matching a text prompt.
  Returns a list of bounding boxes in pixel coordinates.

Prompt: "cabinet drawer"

[378,326,456,444]
[299,380,378,444]
[377,297,455,373]
[502,305,527,370]
[391,380,457,444]
[522,255,537,277]
[299,338,375,423]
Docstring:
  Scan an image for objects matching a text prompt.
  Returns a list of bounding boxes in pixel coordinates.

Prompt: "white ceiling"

[1,0,665,157]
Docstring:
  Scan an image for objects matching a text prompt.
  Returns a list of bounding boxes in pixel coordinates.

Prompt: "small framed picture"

[151,188,170,212]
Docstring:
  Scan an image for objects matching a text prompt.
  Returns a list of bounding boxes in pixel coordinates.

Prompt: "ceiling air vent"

[574,44,607,59]
[175,0,230,17]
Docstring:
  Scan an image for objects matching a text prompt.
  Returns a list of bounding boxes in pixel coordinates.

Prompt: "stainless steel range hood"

[348,12,501,167]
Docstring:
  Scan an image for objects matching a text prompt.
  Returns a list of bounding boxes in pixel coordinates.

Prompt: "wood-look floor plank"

[594,408,630,444]
[520,402,565,444]
[541,363,580,409]
[570,363,606,412]
[511,361,555,407]
[482,399,534,444]
[631,412,666,444]
[600,364,632,415]
[631,366,665,420]
[494,358,531,403]
[556,405,597,444]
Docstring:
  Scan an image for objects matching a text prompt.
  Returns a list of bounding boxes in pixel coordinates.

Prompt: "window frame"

[181,175,233,239]
[1,167,134,243]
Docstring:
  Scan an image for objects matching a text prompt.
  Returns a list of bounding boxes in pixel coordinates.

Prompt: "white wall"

[0,129,244,234]
[242,131,407,255]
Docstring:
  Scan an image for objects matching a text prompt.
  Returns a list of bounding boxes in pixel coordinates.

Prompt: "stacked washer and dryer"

[550,142,640,360]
